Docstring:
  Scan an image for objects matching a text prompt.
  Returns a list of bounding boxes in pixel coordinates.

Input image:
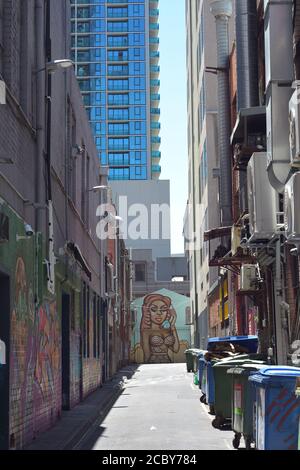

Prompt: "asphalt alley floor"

[75,363,235,451]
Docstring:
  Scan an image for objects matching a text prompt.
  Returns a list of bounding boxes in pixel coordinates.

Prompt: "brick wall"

[0,0,106,449]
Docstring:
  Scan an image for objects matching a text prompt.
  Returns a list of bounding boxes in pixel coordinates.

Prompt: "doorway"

[61,292,70,410]
[0,273,10,449]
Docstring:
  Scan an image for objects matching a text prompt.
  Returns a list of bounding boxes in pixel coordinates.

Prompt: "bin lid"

[249,366,300,386]
[227,364,266,376]
[207,335,258,353]
[185,348,204,356]
[208,335,258,343]
[258,366,300,377]
[214,359,265,369]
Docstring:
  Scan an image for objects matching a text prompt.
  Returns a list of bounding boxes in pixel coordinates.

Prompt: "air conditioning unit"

[284,172,300,243]
[247,152,278,243]
[289,87,300,165]
[240,264,258,292]
[231,226,242,256]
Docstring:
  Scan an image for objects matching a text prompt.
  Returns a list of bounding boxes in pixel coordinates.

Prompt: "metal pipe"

[210,0,233,227]
[235,0,259,110]
[35,0,46,232]
[274,238,288,364]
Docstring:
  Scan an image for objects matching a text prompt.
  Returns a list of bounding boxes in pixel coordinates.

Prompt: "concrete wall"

[110,179,171,259]
[156,256,189,282]
[131,249,190,299]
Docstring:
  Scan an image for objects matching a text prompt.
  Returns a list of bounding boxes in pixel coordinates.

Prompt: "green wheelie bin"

[185,349,203,373]
[227,363,266,450]
[212,356,266,429]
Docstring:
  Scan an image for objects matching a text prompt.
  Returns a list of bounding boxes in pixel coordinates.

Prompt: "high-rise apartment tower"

[71,0,161,181]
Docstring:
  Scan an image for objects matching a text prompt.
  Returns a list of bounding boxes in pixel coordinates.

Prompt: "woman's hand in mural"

[169,308,177,328]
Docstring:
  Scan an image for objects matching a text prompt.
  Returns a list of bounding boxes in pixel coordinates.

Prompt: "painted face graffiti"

[140,294,180,364]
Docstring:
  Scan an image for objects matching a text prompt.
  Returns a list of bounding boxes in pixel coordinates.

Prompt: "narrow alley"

[75,364,233,451]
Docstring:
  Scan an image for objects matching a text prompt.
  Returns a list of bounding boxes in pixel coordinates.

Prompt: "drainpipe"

[35,0,46,233]
[235,0,259,110]
[210,0,233,227]
[274,238,289,364]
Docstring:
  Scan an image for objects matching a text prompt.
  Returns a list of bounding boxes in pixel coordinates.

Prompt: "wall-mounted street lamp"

[35,59,74,75]
[88,185,109,193]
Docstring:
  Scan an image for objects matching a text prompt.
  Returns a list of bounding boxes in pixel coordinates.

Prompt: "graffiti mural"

[140,293,180,364]
[131,289,191,364]
[10,257,35,446]
[34,302,60,399]
[10,256,61,448]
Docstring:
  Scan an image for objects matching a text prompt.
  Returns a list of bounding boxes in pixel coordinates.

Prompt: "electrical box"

[289,87,300,165]
[247,152,278,243]
[284,172,300,243]
[240,264,258,292]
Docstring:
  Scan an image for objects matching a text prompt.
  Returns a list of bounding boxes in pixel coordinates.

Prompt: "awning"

[67,241,92,281]
[204,226,232,242]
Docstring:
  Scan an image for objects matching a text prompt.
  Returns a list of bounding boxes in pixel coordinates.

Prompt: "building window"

[135,263,146,282]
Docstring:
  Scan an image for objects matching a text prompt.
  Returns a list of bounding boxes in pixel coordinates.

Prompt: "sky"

[159,0,188,255]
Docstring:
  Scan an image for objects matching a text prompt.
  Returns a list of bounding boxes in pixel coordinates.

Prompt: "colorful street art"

[34,302,60,399]
[10,256,61,448]
[130,289,191,364]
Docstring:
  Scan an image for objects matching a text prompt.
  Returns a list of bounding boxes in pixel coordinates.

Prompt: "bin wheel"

[212,415,225,429]
[232,434,241,449]
[245,437,252,451]
[200,394,206,404]
[187,368,192,373]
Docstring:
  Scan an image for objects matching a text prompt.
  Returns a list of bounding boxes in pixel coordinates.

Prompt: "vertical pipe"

[274,238,288,364]
[235,0,259,110]
[210,1,233,227]
[35,0,46,232]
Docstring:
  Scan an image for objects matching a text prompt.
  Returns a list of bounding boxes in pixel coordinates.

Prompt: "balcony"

[151,151,161,163]
[151,93,160,103]
[150,65,160,77]
[151,138,161,151]
[149,37,159,50]
[149,23,159,36]
[150,8,159,21]
[150,8,159,16]
[150,51,160,64]
[151,121,161,135]
[151,107,160,121]
[150,79,160,92]
[152,165,161,180]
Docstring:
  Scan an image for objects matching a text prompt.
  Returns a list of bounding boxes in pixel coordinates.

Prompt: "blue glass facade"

[71,0,161,181]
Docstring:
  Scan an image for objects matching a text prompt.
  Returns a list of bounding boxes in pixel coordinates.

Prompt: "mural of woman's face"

[149,300,169,326]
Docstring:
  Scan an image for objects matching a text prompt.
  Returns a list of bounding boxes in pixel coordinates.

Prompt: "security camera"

[240,237,248,247]
[24,224,34,237]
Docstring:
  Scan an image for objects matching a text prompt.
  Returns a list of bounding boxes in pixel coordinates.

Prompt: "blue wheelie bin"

[207,335,259,354]
[249,366,300,450]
